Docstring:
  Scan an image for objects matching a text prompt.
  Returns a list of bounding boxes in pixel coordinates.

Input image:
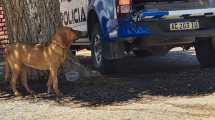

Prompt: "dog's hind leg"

[4,61,9,81]
[10,64,21,96]
[20,68,34,95]
[47,75,54,94]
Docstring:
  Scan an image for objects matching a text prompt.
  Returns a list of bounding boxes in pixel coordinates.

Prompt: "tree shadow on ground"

[0,50,215,107]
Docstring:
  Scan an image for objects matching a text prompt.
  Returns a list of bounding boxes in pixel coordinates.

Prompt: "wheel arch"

[87,9,125,60]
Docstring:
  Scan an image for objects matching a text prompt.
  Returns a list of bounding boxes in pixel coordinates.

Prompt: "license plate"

[170,21,200,31]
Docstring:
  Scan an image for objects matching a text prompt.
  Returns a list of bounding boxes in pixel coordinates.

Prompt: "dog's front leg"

[47,75,54,94]
[50,66,62,97]
[20,68,34,95]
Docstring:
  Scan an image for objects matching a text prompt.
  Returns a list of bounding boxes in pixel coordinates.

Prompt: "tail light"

[117,0,132,17]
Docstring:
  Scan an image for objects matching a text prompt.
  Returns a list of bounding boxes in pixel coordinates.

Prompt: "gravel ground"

[0,48,215,120]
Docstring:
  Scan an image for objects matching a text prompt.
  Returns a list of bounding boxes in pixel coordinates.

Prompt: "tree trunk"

[2,0,62,80]
[2,0,61,44]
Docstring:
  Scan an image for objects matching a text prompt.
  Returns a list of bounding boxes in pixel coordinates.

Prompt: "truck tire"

[194,37,215,67]
[90,23,117,74]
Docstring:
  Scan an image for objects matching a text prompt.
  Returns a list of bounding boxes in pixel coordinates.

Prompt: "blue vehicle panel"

[88,0,215,43]
[86,0,215,73]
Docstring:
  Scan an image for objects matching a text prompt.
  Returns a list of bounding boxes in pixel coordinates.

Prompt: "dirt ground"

[0,48,215,120]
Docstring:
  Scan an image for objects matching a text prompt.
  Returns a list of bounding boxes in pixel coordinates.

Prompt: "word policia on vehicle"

[61,7,86,25]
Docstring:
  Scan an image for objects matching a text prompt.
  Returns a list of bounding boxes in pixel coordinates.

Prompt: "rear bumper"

[108,18,215,41]
[108,19,151,39]
[107,8,215,41]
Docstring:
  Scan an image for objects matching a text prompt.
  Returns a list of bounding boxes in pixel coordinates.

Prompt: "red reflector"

[119,0,131,5]
[117,0,132,17]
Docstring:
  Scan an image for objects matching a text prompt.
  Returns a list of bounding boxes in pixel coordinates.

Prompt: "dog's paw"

[56,93,64,102]
[29,90,36,97]
[47,89,54,94]
[14,92,22,97]
[28,90,35,94]
[56,92,64,97]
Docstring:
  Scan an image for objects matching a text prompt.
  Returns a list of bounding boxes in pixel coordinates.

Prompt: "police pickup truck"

[61,0,215,73]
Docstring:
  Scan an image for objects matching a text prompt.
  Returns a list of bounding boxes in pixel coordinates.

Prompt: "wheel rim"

[93,34,102,67]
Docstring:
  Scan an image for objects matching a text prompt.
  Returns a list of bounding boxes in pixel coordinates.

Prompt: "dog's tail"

[4,61,9,81]
[4,47,10,81]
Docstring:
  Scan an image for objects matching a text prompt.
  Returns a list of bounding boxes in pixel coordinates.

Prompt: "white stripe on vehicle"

[161,15,181,20]
[140,8,215,20]
[169,8,215,17]
[190,13,205,17]
[143,16,155,19]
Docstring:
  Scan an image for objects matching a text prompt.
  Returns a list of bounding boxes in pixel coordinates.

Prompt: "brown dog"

[4,27,87,96]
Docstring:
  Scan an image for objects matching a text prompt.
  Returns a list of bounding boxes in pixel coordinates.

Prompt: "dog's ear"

[52,29,68,47]
[59,27,78,47]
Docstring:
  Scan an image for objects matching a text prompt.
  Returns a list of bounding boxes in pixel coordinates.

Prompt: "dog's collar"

[51,40,68,63]
[52,40,67,49]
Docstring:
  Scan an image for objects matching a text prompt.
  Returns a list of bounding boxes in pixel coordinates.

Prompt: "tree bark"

[2,0,62,44]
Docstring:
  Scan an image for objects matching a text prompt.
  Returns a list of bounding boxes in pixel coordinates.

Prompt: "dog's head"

[53,27,88,48]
